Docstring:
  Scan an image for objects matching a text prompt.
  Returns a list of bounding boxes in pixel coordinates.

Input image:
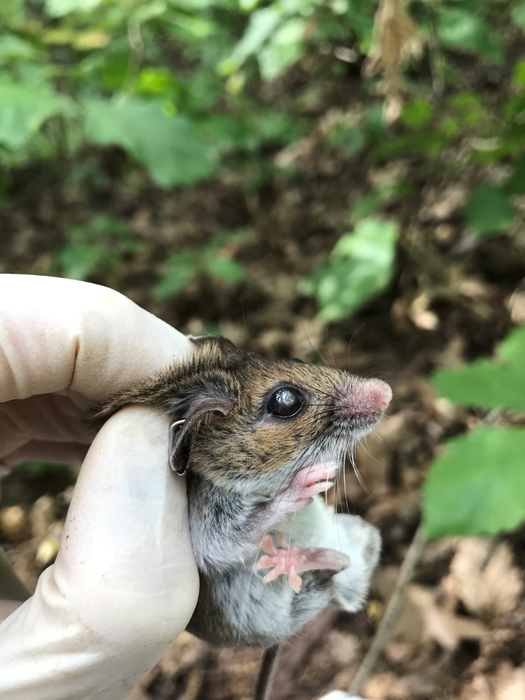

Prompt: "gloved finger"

[0,406,199,700]
[0,394,91,462]
[0,600,20,623]
[0,275,192,404]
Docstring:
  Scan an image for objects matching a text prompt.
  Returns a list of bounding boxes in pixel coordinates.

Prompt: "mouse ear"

[168,387,234,476]
[188,334,238,357]
[169,420,190,475]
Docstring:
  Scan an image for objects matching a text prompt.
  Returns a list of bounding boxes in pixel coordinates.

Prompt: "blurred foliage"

[0,0,373,182]
[425,328,525,538]
[464,186,516,237]
[56,214,141,279]
[154,230,250,299]
[301,216,398,321]
[433,327,525,413]
[1,0,525,271]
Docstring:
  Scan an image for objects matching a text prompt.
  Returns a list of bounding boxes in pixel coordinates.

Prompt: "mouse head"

[90,335,391,496]
[155,336,392,496]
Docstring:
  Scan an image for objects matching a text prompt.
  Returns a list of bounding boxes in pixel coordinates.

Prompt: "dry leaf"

[443,539,523,622]
[409,585,486,651]
[495,666,525,700]
[410,293,439,330]
[364,0,423,124]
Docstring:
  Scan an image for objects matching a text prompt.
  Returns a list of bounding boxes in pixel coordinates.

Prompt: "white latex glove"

[0,275,199,700]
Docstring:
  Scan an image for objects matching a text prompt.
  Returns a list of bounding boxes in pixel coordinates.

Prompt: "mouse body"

[89,335,391,648]
[188,497,380,646]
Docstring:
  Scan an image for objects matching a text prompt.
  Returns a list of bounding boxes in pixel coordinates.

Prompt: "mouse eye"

[267,387,304,418]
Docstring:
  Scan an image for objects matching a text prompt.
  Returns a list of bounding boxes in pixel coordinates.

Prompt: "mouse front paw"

[255,534,350,593]
[272,461,338,516]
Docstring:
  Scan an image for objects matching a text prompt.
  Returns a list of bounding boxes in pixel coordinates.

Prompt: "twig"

[348,524,426,696]
[254,644,282,700]
[480,536,501,572]
[122,21,144,96]
[425,0,445,96]
[270,609,338,699]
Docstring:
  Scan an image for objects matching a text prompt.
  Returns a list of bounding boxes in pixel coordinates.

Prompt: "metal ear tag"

[169,419,187,476]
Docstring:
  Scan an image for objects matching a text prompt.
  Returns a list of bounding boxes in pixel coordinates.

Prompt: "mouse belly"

[186,497,381,647]
[187,565,332,647]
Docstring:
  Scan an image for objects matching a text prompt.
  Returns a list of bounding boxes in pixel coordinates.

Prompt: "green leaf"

[401,99,432,128]
[137,68,177,96]
[57,215,140,280]
[302,217,398,322]
[449,92,485,127]
[0,0,24,22]
[498,325,525,363]
[350,180,412,223]
[464,185,515,236]
[437,8,503,61]
[507,154,525,193]
[154,251,198,300]
[171,12,215,39]
[45,0,102,17]
[83,98,218,187]
[0,81,74,149]
[512,59,525,87]
[257,17,306,79]
[58,244,106,280]
[0,35,40,61]
[206,256,245,283]
[423,427,525,538]
[511,2,525,32]
[433,326,525,412]
[220,7,281,74]
[325,125,365,159]
[438,8,484,49]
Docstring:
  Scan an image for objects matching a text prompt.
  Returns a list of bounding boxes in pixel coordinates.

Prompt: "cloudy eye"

[266,387,305,418]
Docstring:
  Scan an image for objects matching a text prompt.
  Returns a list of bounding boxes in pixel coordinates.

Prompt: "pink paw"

[255,534,350,593]
[276,461,339,514]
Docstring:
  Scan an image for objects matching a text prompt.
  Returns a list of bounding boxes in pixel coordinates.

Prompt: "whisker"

[349,441,370,497]
[360,436,380,465]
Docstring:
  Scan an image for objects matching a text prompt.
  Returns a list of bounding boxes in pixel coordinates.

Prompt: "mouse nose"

[334,378,392,418]
[366,378,392,410]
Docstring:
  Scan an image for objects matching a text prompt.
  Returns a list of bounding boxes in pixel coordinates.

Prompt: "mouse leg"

[255,534,350,593]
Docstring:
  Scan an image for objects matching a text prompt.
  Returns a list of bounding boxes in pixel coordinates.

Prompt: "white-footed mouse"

[89,336,391,692]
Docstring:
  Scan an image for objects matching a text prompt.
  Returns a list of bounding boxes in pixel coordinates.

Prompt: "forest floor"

[1,65,525,700]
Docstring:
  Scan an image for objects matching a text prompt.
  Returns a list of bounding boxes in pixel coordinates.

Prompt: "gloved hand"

[0,275,199,700]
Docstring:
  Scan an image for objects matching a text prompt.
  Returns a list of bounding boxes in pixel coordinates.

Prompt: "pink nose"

[335,378,392,416]
[367,379,392,410]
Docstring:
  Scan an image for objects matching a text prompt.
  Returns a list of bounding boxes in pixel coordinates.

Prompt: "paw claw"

[288,573,302,592]
[275,533,288,549]
[263,568,281,583]
[260,535,277,556]
[255,554,276,569]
